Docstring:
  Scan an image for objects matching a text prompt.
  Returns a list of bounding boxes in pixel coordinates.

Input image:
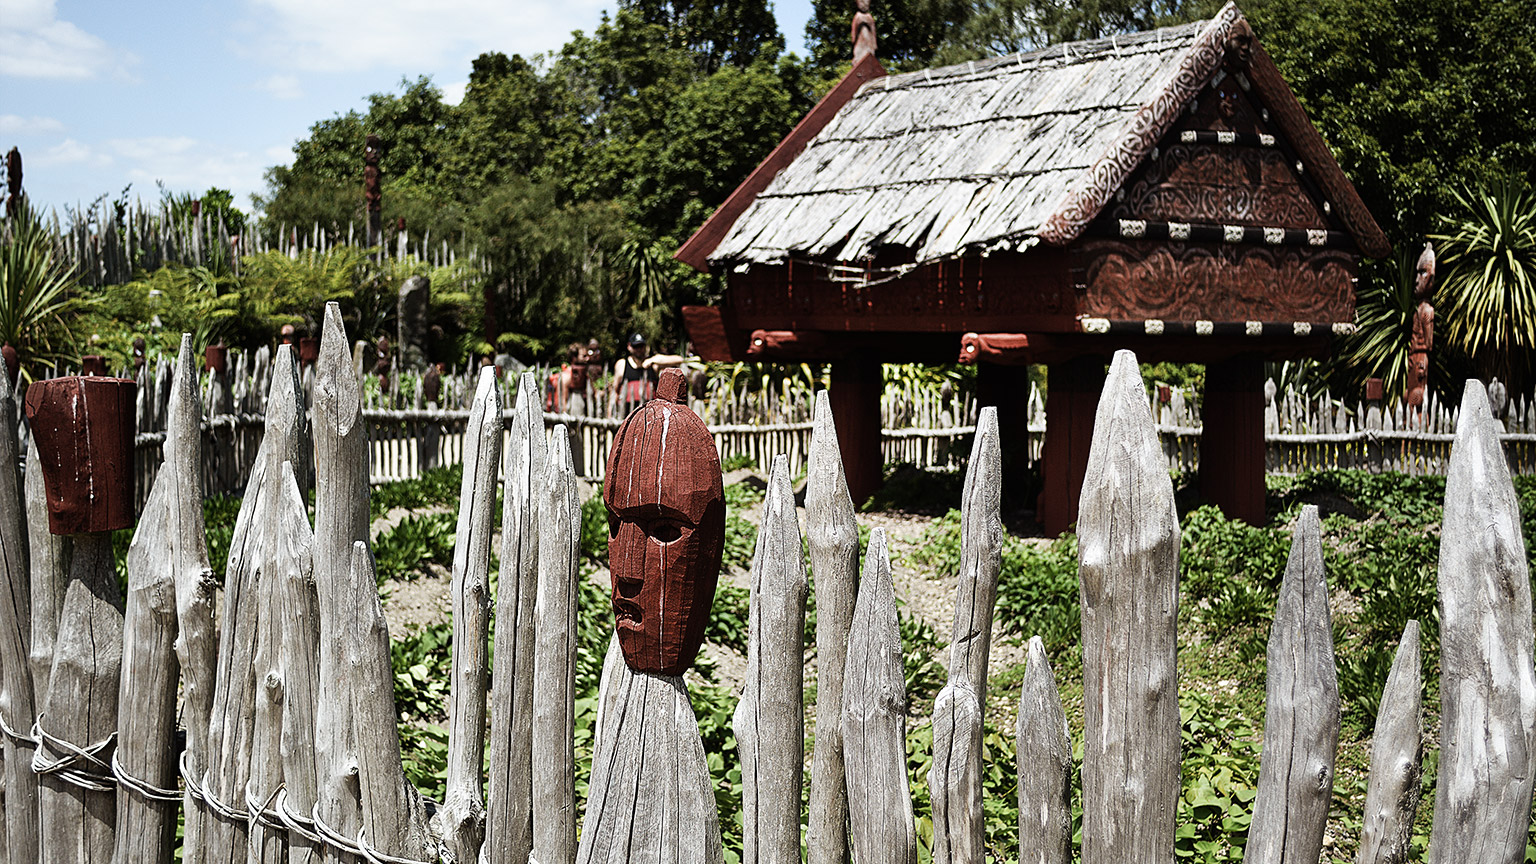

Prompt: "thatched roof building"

[677,2,1388,531]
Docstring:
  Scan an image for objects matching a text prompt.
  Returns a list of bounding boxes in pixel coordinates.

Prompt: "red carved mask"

[603,368,725,675]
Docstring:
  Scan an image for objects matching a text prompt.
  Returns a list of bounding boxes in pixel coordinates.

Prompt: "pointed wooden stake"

[1016,636,1071,864]
[164,335,218,864]
[350,541,433,861]
[114,334,210,864]
[842,528,916,864]
[532,427,579,864]
[1356,620,1422,864]
[1248,505,1340,863]
[439,368,502,862]
[486,371,545,864]
[0,366,38,864]
[204,343,307,864]
[312,302,372,861]
[1427,382,1535,864]
[806,390,859,864]
[929,406,1002,864]
[735,454,808,864]
[1077,349,1179,864]
[26,438,68,717]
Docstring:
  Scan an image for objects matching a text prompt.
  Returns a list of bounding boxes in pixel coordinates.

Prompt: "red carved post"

[80,355,107,377]
[24,372,132,862]
[602,367,725,675]
[2,344,18,386]
[1405,242,1435,420]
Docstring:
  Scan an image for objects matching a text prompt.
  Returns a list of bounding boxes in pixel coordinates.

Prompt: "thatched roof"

[687,2,1386,270]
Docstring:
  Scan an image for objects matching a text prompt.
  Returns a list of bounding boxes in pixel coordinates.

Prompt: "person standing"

[610,333,685,417]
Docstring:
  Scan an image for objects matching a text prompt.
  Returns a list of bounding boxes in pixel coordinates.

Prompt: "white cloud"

[0,0,120,79]
[0,114,65,135]
[32,137,111,167]
[104,136,269,198]
[245,0,610,74]
[258,74,304,100]
[440,80,467,106]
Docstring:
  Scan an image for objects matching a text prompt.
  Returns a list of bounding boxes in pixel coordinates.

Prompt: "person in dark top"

[610,333,684,417]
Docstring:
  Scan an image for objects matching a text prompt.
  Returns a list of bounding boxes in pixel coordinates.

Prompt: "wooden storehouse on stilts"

[677,2,1388,533]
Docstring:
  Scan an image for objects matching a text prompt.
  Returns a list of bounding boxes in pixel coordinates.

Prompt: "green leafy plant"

[0,197,74,378]
[373,512,457,583]
[1433,179,1536,390]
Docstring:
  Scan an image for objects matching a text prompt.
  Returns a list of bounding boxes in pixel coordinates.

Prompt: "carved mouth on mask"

[613,595,644,630]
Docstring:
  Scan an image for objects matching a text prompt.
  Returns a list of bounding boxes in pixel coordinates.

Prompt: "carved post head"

[603,368,725,675]
[1224,19,1254,67]
[1413,241,1435,302]
[25,375,137,534]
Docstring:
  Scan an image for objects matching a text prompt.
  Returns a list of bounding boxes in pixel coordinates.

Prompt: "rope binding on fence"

[30,713,117,793]
[112,747,182,802]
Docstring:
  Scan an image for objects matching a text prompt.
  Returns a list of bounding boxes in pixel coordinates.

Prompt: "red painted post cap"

[24,375,137,534]
[205,344,228,374]
[81,355,108,376]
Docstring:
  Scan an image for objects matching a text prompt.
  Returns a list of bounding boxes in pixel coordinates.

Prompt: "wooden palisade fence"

[0,319,1532,862]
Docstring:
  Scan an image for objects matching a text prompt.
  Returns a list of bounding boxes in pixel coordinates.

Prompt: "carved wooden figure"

[25,374,136,535]
[602,367,725,675]
[1406,242,1435,413]
[851,0,877,65]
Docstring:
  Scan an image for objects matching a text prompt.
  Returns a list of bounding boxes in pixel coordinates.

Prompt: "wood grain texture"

[576,664,724,864]
[734,455,808,864]
[929,406,1002,864]
[38,532,121,864]
[1427,383,1536,864]
[440,368,502,862]
[204,344,307,864]
[0,368,38,864]
[26,438,68,715]
[1356,620,1422,864]
[164,336,219,864]
[349,542,434,862]
[842,528,916,864]
[312,302,371,864]
[113,336,208,864]
[1076,349,1179,863]
[485,371,545,864]
[805,391,859,864]
[1015,636,1071,864]
[532,428,579,864]
[1247,505,1339,864]
[278,462,323,864]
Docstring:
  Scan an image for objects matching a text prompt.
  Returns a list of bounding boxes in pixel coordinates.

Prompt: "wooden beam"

[1200,355,1266,525]
[1038,356,1106,536]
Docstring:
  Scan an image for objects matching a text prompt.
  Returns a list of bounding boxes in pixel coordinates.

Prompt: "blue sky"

[1,0,816,217]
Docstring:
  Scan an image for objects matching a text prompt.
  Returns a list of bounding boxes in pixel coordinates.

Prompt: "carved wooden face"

[1224,20,1253,67]
[603,369,725,675]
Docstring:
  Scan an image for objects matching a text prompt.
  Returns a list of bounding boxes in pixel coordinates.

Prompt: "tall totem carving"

[363,133,383,246]
[1406,241,1435,414]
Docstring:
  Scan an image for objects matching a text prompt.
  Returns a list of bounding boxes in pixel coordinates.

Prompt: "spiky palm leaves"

[0,197,74,379]
[1432,180,1536,390]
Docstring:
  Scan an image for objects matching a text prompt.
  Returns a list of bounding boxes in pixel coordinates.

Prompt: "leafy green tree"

[931,0,1219,64]
[444,53,560,191]
[1431,180,1536,390]
[1247,0,1536,247]
[623,0,784,73]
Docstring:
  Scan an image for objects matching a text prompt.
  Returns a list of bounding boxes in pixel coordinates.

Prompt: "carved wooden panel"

[1077,239,1355,323]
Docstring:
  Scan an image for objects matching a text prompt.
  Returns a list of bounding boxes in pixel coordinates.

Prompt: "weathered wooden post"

[26,438,69,727]
[26,368,136,863]
[276,463,323,863]
[735,454,808,864]
[842,528,916,864]
[312,302,372,864]
[578,368,726,862]
[1077,349,1179,863]
[532,426,580,864]
[806,390,859,864]
[113,335,209,864]
[1015,636,1071,864]
[929,407,1002,864]
[247,459,309,864]
[203,343,306,864]
[439,367,502,861]
[1247,505,1339,863]
[348,541,434,862]
[1356,620,1422,864]
[1427,382,1535,864]
[485,371,545,864]
[0,360,38,863]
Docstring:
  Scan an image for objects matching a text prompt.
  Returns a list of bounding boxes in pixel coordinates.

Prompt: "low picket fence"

[0,307,1531,864]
